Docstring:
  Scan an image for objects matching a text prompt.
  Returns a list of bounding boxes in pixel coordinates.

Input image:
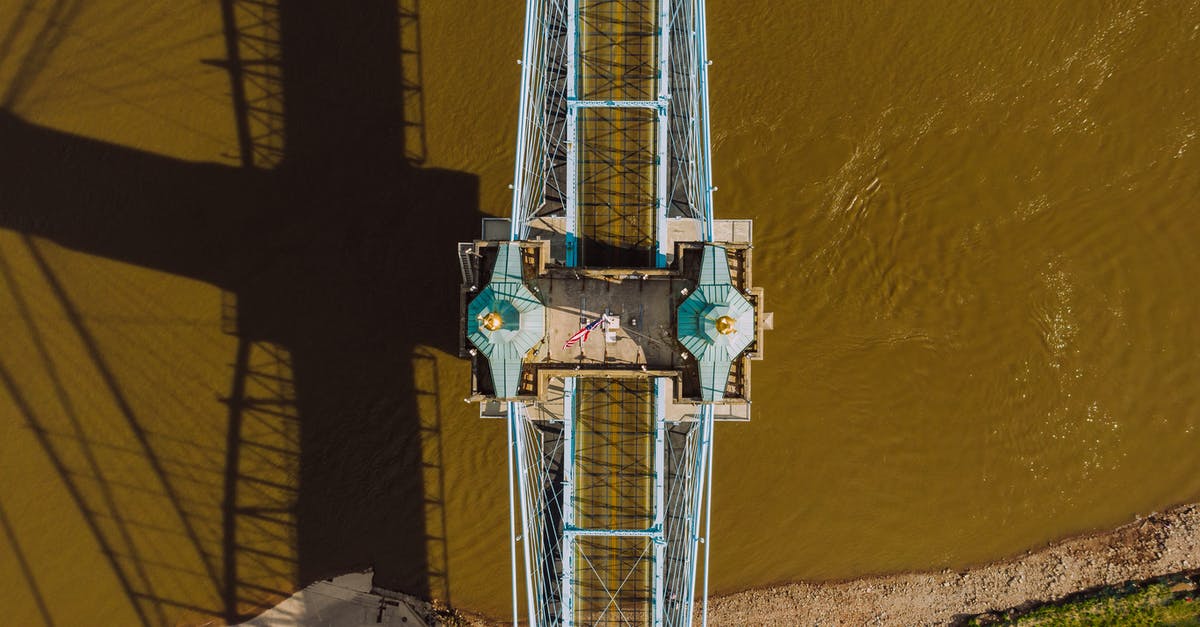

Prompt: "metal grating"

[578,0,658,101]
[572,535,654,624]
[574,378,655,530]
[578,108,658,266]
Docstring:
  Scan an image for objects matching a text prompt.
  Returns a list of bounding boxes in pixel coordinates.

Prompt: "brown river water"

[1,1,1199,623]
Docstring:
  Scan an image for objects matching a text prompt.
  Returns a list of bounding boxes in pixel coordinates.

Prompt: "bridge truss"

[508,382,714,626]
[504,1,721,625]
[509,0,717,259]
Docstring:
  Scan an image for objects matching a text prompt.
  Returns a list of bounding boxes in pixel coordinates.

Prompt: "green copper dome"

[466,243,545,398]
[676,245,755,401]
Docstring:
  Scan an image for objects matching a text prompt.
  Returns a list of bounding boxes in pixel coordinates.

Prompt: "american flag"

[563,317,603,349]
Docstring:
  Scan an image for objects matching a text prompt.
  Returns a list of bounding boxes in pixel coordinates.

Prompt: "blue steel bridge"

[458,0,768,625]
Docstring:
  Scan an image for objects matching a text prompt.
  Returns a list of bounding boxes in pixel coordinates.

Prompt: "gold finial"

[715,315,737,335]
[481,312,504,331]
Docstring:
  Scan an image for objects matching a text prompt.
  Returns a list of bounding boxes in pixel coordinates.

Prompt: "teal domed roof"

[676,245,755,401]
[466,243,545,398]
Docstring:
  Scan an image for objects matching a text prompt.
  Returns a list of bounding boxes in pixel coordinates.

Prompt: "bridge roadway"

[564,2,681,622]
[575,0,659,267]
[570,378,656,622]
[461,0,764,624]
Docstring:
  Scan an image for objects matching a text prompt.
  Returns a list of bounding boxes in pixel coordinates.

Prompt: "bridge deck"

[533,271,678,368]
[578,0,657,101]
[570,377,655,624]
[578,108,657,267]
[575,0,660,268]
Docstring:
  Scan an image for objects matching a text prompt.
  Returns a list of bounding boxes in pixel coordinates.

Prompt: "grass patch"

[968,576,1200,626]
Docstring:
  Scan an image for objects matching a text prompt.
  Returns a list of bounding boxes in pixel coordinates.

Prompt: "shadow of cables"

[0,0,476,622]
[0,500,56,626]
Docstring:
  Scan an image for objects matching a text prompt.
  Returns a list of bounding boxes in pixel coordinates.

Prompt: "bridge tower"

[459,1,769,624]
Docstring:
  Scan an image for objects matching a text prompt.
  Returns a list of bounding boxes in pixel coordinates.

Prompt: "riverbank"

[253,503,1200,626]
[702,503,1199,625]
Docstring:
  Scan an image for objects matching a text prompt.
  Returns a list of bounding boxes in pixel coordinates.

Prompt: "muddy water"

[1,1,1199,623]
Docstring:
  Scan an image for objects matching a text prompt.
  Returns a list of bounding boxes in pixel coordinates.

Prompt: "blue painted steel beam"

[564,0,579,267]
[510,403,540,626]
[684,405,713,620]
[569,99,662,109]
[652,377,668,625]
[506,404,521,626]
[509,0,543,241]
[701,410,715,627]
[560,378,577,625]
[564,526,663,537]
[696,0,716,241]
[655,0,672,268]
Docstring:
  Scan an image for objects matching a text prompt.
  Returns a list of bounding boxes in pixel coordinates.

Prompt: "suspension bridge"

[458,1,769,624]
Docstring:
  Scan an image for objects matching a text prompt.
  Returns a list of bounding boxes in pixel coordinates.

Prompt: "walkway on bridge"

[575,0,659,267]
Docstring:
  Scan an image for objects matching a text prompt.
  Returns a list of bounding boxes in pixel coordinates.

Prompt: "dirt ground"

[702,503,1200,626]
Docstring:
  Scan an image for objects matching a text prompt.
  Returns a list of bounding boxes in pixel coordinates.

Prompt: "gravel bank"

[704,503,1200,626]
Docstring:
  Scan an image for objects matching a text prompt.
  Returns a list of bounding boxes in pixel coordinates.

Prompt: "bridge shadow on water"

[0,0,474,623]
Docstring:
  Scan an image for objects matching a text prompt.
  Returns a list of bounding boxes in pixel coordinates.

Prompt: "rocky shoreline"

[451,503,1200,625]
[702,503,1199,625]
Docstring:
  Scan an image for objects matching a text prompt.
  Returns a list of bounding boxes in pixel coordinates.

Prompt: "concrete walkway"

[239,571,431,627]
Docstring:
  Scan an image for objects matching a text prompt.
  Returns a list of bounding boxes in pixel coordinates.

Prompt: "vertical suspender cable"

[510,0,543,239]
[701,410,714,626]
[654,0,672,267]
[684,406,712,620]
[695,0,715,241]
[511,403,540,626]
[506,405,521,626]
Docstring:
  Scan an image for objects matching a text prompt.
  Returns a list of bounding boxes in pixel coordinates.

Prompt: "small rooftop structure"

[465,243,545,398]
[677,245,756,401]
